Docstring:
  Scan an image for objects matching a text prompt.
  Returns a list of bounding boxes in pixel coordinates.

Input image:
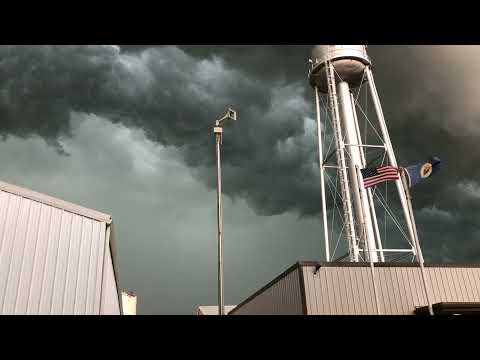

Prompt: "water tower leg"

[314,86,330,262]
[365,67,417,254]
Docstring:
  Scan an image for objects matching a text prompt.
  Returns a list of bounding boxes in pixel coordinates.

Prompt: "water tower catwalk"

[308,45,418,264]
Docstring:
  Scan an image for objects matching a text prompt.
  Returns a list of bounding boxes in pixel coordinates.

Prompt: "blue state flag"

[405,156,441,188]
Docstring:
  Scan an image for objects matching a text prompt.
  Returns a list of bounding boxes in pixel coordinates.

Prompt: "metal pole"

[214,128,225,316]
[326,61,359,261]
[315,86,330,262]
[400,170,434,316]
[365,67,417,254]
[355,165,381,314]
[350,91,385,262]
[337,81,378,262]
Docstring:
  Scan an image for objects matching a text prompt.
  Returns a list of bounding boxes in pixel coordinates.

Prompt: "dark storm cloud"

[0,45,321,217]
[0,45,480,263]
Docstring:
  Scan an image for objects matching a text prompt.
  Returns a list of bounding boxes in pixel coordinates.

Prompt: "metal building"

[0,179,122,315]
[196,305,236,315]
[229,262,480,315]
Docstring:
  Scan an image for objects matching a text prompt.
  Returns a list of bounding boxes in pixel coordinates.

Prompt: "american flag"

[360,166,400,189]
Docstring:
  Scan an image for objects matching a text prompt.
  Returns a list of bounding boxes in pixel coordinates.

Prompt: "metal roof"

[0,179,121,315]
[0,180,112,223]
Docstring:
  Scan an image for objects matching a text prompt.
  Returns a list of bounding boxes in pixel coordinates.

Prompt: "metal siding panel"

[414,267,426,307]
[27,205,53,314]
[74,219,93,315]
[100,247,120,315]
[402,267,415,313]
[234,265,480,315]
[318,267,330,315]
[451,268,464,301]
[392,267,407,314]
[303,267,322,314]
[14,201,42,314]
[233,268,302,315]
[459,268,474,301]
[400,267,415,313]
[407,267,420,307]
[2,198,32,314]
[38,208,63,314]
[436,267,449,302]
[304,267,314,314]
[466,268,480,300]
[440,267,453,301]
[342,268,355,314]
[391,268,404,314]
[457,268,470,301]
[354,268,368,314]
[62,215,84,314]
[427,268,440,304]
[94,222,107,314]
[434,267,447,302]
[339,268,353,314]
[0,191,12,259]
[0,195,21,312]
[345,268,358,315]
[359,268,371,314]
[471,268,480,300]
[382,268,397,314]
[318,267,329,314]
[0,182,116,316]
[429,267,439,302]
[305,268,315,314]
[314,268,326,315]
[376,267,390,314]
[389,268,402,314]
[50,211,74,314]
[334,268,345,314]
[85,221,100,314]
[447,267,460,301]
[325,267,337,315]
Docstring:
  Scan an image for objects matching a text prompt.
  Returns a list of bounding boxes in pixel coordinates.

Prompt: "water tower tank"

[309,45,371,93]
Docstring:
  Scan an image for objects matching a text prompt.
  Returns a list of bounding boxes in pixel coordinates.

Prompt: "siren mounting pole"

[314,84,330,262]
[213,108,237,316]
[214,126,225,316]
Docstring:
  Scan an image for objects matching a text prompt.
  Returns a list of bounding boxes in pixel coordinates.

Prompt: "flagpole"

[400,168,434,316]
[355,165,381,315]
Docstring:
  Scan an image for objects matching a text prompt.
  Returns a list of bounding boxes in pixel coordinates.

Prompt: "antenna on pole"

[213,107,237,316]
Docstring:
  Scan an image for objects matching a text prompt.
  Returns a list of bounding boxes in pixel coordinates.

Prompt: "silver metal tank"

[309,45,371,93]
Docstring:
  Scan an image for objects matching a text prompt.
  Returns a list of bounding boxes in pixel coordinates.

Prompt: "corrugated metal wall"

[0,187,119,315]
[230,267,304,315]
[302,264,480,315]
[231,263,480,315]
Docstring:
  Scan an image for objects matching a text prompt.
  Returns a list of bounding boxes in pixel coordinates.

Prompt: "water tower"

[308,45,419,264]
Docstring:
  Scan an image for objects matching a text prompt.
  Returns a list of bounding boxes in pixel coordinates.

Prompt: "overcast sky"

[0,45,479,314]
